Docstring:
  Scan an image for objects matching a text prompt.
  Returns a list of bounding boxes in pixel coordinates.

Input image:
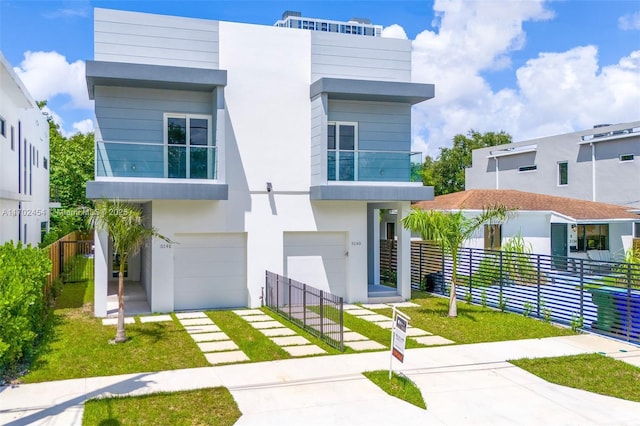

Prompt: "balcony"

[96,141,217,180]
[88,141,227,201]
[328,150,423,183]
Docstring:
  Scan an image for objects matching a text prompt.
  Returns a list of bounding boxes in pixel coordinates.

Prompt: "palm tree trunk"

[449,253,458,317]
[114,266,127,343]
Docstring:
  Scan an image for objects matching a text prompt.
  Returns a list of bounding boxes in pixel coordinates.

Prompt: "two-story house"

[466,121,640,209]
[85,9,434,316]
[0,52,50,246]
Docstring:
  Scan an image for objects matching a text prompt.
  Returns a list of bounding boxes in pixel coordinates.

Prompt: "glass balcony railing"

[96,141,217,180]
[328,150,423,183]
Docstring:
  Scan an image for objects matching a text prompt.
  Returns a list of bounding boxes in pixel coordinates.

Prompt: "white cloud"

[382,24,408,39]
[72,119,94,135]
[619,11,640,30]
[14,51,91,109]
[408,1,640,158]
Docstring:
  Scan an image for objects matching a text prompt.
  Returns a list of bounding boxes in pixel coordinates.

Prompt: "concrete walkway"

[2,334,639,425]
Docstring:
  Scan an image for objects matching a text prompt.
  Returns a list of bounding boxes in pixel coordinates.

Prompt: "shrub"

[0,241,52,379]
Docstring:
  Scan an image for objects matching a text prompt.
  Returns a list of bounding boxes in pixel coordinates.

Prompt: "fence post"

[627,263,632,341]
[499,251,504,307]
[536,255,541,318]
[419,242,423,290]
[303,284,307,326]
[339,296,344,352]
[320,290,324,339]
[276,274,280,314]
[469,249,473,294]
[579,260,584,320]
[288,278,292,320]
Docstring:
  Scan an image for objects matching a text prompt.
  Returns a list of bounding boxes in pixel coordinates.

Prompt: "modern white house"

[0,52,50,247]
[465,121,640,209]
[412,189,640,262]
[274,10,383,37]
[85,8,434,316]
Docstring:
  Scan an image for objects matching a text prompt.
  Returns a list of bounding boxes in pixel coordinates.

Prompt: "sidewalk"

[1,334,639,425]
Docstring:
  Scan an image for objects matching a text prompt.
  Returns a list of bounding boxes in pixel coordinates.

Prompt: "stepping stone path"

[234,309,386,353]
[344,303,455,347]
[175,312,250,365]
[233,309,326,356]
[102,317,136,325]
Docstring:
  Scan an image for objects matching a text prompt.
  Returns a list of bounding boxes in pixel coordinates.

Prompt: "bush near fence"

[0,241,53,379]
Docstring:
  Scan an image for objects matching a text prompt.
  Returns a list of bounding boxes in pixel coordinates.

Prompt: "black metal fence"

[264,271,344,351]
[60,240,94,283]
[413,242,640,344]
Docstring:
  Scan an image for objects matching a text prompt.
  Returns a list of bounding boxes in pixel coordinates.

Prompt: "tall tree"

[422,130,511,195]
[91,200,170,343]
[402,205,511,317]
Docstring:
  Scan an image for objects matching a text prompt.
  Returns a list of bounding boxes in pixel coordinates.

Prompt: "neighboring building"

[274,10,382,37]
[0,52,50,246]
[412,189,640,262]
[466,121,640,209]
[85,8,434,316]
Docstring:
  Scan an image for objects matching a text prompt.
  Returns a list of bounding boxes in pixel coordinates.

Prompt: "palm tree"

[91,199,170,343]
[402,205,511,317]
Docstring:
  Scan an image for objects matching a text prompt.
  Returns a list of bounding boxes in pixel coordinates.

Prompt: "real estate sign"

[392,314,408,362]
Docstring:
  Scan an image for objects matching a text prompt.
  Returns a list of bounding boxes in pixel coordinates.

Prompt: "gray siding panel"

[328,100,410,152]
[311,32,411,82]
[310,96,324,185]
[95,8,219,69]
[94,86,213,143]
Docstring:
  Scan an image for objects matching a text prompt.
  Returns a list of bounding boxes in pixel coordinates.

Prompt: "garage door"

[283,232,347,297]
[173,233,247,310]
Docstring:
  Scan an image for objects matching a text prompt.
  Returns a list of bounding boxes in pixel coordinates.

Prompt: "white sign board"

[392,313,407,363]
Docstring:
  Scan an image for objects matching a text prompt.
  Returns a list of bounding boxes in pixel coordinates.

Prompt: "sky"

[1,0,639,158]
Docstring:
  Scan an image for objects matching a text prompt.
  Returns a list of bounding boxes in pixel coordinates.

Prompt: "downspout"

[590,142,596,202]
[495,157,499,189]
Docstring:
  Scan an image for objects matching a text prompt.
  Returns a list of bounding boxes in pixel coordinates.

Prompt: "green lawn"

[364,370,426,409]
[364,291,576,344]
[83,387,241,425]
[511,353,640,402]
[23,281,209,383]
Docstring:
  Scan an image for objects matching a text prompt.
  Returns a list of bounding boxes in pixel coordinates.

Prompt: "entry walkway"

[2,334,639,425]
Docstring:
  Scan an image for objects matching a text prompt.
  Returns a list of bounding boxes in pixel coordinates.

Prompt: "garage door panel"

[173,233,246,310]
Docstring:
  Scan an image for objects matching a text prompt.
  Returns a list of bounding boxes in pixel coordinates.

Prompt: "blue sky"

[1,0,639,157]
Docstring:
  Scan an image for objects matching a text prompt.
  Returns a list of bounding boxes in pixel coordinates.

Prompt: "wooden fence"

[379,240,443,288]
[43,231,93,288]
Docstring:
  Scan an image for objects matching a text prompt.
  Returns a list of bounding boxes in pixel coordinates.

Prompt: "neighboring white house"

[412,189,640,262]
[85,8,434,316]
[465,121,640,209]
[0,52,50,247]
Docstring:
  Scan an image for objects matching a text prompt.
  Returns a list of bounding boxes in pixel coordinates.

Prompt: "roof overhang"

[86,60,227,100]
[310,77,434,105]
[488,144,537,158]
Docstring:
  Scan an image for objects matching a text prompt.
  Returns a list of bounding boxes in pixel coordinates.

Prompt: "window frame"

[557,161,568,186]
[0,116,5,137]
[518,165,537,173]
[620,153,635,162]
[163,113,213,179]
[484,224,502,250]
[327,121,358,182]
[576,224,609,252]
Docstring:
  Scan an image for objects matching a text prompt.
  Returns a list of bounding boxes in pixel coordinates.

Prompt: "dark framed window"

[484,224,502,250]
[518,165,537,172]
[0,116,5,137]
[558,161,568,185]
[620,154,634,162]
[10,126,15,150]
[577,224,609,251]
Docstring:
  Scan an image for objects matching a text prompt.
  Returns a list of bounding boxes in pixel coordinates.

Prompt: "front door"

[550,223,567,270]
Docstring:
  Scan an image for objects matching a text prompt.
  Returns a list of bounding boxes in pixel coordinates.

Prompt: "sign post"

[389,306,410,379]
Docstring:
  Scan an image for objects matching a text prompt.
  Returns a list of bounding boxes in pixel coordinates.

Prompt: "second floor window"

[328,121,357,181]
[165,114,212,179]
[558,161,568,185]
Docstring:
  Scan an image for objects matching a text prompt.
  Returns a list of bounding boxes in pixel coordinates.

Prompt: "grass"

[363,291,576,344]
[22,281,209,383]
[511,353,640,402]
[207,310,291,362]
[343,313,422,349]
[363,370,426,409]
[83,387,241,425]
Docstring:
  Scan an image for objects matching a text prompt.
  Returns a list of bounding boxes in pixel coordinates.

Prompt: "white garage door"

[283,232,347,297]
[173,233,247,311]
